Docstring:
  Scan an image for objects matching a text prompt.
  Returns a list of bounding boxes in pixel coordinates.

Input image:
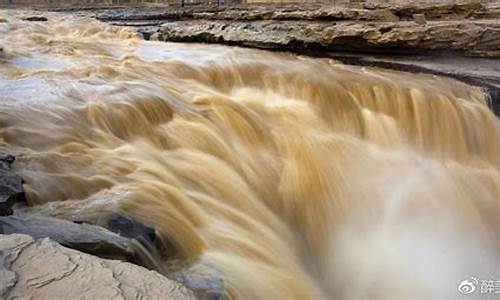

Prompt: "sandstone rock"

[96,2,484,23]
[413,13,426,25]
[95,3,500,58]
[0,214,135,260]
[363,0,484,20]
[370,9,400,22]
[153,19,500,58]
[78,213,225,299]
[0,155,24,216]
[0,234,195,299]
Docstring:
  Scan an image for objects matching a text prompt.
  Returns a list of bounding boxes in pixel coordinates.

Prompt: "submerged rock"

[0,156,24,217]
[0,234,195,299]
[179,273,225,300]
[96,212,156,244]
[0,214,135,260]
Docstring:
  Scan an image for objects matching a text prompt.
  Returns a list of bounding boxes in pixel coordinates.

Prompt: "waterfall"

[1,10,499,299]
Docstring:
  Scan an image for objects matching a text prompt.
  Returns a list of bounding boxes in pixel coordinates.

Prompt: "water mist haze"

[1,10,500,299]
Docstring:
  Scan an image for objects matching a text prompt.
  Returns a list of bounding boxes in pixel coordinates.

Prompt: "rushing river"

[1,10,500,299]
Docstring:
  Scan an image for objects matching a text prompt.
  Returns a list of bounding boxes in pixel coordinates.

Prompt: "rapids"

[1,10,500,300]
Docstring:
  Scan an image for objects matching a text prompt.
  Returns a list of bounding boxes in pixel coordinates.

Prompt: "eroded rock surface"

[96,2,500,58]
[0,234,195,300]
[152,19,500,58]
[0,214,136,260]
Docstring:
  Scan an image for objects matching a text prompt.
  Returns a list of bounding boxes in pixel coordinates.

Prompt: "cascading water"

[1,10,500,300]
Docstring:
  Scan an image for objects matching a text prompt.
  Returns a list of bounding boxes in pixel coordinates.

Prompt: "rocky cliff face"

[95,1,500,58]
[151,18,500,57]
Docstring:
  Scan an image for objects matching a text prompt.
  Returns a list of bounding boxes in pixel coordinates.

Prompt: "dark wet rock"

[0,155,24,217]
[75,212,179,273]
[175,272,225,300]
[0,214,135,260]
[0,234,195,299]
[69,212,156,246]
[94,212,156,245]
[485,87,500,118]
[16,211,168,272]
[22,16,48,22]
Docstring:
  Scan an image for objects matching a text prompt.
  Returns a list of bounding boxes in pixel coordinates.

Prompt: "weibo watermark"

[458,277,500,295]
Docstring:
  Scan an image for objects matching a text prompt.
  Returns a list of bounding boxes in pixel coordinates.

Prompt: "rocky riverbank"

[91,1,500,115]
[0,154,222,299]
[98,2,500,57]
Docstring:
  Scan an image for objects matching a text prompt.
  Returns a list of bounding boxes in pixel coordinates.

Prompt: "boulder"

[0,234,195,299]
[96,212,156,244]
[0,214,135,260]
[177,273,225,300]
[0,156,25,217]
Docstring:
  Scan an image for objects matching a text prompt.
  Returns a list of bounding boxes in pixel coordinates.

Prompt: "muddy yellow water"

[1,10,500,300]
